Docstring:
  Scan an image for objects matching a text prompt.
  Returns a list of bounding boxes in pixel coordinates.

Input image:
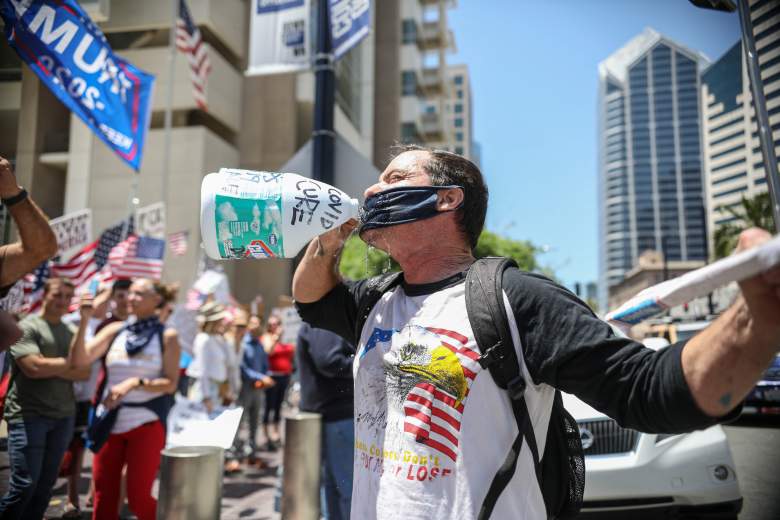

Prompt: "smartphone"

[88,278,100,296]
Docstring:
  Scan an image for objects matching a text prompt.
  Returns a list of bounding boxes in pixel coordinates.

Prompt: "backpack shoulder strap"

[465,257,543,520]
[354,271,403,342]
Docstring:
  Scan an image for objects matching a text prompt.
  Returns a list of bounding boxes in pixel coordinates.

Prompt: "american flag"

[168,230,189,256]
[176,0,211,111]
[402,328,480,462]
[21,261,51,314]
[108,234,165,281]
[22,218,133,313]
[52,219,133,287]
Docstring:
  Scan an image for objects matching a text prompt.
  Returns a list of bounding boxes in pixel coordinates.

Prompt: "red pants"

[92,420,165,520]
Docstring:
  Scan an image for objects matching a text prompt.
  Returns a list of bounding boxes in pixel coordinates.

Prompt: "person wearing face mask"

[292,145,780,520]
[71,278,181,520]
[0,278,90,520]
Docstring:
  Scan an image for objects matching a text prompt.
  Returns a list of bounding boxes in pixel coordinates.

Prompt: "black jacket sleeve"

[302,325,355,379]
[295,279,371,345]
[503,269,739,433]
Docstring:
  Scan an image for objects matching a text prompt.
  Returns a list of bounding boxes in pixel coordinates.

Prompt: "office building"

[701,0,779,254]
[598,28,708,310]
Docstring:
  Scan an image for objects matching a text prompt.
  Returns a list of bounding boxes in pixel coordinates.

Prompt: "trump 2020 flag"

[247,0,311,76]
[1,0,154,171]
[329,0,370,60]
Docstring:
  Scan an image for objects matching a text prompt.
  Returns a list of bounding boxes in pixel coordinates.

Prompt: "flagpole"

[162,0,177,240]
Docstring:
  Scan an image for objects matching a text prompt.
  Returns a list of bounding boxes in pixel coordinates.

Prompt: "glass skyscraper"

[598,29,708,309]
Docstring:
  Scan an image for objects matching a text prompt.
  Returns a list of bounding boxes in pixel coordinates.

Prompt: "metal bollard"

[281,412,322,520]
[157,446,224,520]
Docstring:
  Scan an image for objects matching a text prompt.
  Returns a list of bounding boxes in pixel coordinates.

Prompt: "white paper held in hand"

[606,234,780,331]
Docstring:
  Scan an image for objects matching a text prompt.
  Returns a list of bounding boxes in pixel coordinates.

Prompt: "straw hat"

[197,301,230,323]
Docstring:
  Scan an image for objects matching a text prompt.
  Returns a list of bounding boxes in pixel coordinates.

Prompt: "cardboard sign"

[49,209,92,259]
[135,202,166,239]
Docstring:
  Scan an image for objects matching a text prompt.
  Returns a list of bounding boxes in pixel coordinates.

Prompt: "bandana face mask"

[358,185,463,236]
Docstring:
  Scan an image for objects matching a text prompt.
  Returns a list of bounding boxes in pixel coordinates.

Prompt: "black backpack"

[355,257,585,520]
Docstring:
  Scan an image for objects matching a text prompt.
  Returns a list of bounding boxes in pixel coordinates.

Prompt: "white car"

[564,337,743,518]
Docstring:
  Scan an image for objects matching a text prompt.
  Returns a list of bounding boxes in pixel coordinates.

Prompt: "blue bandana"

[358,185,462,236]
[125,316,164,357]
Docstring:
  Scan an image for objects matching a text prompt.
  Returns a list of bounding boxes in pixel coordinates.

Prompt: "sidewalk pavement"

[0,435,283,519]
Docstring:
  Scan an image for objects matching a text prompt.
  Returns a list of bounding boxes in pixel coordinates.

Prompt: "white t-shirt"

[350,282,553,520]
[103,327,165,434]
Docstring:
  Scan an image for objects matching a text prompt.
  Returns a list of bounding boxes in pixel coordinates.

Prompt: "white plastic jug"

[200,168,359,260]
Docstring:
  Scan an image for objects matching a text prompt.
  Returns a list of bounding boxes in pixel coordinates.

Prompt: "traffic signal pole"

[312,0,336,185]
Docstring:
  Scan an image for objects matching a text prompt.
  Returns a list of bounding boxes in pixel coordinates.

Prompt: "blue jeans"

[320,418,354,520]
[0,415,75,520]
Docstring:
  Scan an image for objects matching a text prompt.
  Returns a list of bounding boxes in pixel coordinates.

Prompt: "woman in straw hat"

[186,301,231,413]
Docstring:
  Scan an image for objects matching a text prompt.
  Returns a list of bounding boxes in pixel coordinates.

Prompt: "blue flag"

[329,0,370,60]
[1,0,154,171]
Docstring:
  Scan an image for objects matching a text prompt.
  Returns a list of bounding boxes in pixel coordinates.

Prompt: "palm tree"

[713,192,773,259]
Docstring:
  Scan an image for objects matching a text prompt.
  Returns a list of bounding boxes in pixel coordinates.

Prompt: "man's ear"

[437,187,464,211]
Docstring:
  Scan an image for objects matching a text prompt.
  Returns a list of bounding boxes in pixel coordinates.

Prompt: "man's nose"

[364,182,384,199]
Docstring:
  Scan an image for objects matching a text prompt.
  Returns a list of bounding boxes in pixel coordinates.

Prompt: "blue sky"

[447,0,740,291]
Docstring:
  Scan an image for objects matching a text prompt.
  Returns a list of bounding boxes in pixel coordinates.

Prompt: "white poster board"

[272,305,302,345]
[246,0,311,75]
[135,202,166,239]
[49,209,92,260]
[166,396,244,449]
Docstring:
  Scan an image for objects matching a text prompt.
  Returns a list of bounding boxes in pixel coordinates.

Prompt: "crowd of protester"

[0,156,339,519]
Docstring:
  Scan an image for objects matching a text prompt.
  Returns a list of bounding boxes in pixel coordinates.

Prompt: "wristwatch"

[1,188,28,207]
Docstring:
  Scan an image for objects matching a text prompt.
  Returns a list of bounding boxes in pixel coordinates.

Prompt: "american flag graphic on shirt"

[375,326,480,463]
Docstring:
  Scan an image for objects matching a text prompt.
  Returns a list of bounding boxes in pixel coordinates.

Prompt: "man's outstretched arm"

[292,220,356,303]
[0,156,57,287]
[682,228,780,417]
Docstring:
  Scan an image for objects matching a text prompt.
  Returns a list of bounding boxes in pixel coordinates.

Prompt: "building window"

[425,105,436,114]
[454,103,463,113]
[401,19,418,45]
[455,146,464,155]
[454,118,463,128]
[457,89,463,99]
[401,71,417,96]
[454,75,463,85]
[456,132,464,141]
[401,122,420,143]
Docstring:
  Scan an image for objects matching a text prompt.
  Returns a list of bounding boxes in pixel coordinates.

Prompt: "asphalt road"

[724,415,780,520]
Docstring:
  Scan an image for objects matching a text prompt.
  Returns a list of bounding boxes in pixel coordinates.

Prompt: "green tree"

[338,229,542,279]
[713,192,774,259]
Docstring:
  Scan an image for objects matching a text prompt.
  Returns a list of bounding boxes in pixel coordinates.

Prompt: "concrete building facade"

[701,0,779,255]
[598,28,709,310]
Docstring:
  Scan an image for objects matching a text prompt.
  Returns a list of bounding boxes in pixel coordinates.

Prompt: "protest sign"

[135,202,166,239]
[49,209,92,259]
[166,395,244,450]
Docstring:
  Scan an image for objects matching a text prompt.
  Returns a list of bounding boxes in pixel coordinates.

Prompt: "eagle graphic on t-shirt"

[383,325,481,462]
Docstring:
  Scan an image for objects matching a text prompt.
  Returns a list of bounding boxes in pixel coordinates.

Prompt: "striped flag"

[176,0,211,111]
[21,261,51,314]
[168,230,189,256]
[22,218,133,312]
[402,328,480,462]
[51,219,133,287]
[107,234,165,281]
